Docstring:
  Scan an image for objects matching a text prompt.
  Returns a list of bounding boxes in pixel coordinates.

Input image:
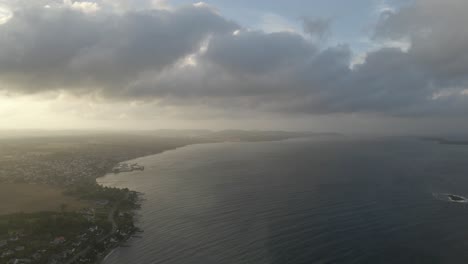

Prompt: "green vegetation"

[0,183,139,264]
[0,183,89,215]
[0,212,98,263]
[65,182,129,203]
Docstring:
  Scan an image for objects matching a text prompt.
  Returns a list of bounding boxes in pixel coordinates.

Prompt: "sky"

[0,0,467,134]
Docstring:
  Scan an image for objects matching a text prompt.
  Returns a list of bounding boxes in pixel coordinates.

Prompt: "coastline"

[100,248,116,262]
[93,142,208,263]
[93,137,319,263]
[92,140,276,263]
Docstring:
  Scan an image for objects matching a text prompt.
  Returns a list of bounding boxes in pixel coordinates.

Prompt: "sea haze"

[98,137,468,264]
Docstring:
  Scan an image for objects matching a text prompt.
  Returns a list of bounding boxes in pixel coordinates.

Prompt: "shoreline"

[94,138,316,263]
[101,248,117,262]
[93,140,274,263]
[94,142,208,263]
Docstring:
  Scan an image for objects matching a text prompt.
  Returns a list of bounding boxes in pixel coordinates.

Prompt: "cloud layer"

[1,0,468,119]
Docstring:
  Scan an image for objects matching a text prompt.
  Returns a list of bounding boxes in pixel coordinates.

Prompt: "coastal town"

[0,190,138,264]
[0,134,202,264]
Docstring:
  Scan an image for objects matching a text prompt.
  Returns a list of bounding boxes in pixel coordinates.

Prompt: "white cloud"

[257,13,301,34]
[179,54,198,67]
[375,0,395,15]
[350,52,367,69]
[64,0,100,14]
[380,38,411,52]
[151,0,170,10]
[431,89,458,100]
[0,5,12,24]
[431,87,468,100]
[193,2,219,14]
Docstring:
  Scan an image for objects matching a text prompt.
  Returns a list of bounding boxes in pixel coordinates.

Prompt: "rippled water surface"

[98,137,468,264]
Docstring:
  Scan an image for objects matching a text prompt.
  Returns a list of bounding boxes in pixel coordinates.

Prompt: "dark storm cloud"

[374,0,468,85]
[1,0,468,117]
[204,31,317,75]
[301,17,331,39]
[0,3,237,92]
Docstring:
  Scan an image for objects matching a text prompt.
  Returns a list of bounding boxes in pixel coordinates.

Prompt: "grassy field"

[0,183,89,215]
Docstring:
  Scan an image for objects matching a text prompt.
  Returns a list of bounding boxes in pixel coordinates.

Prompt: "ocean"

[98,137,468,264]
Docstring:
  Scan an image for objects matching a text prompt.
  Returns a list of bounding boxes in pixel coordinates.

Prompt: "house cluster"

[0,233,67,263]
[0,151,113,186]
[112,162,145,173]
[1,232,27,259]
[80,208,96,222]
[6,258,32,264]
[0,144,144,263]
[0,208,109,264]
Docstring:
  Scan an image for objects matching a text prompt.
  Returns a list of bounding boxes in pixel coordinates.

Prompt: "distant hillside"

[422,137,468,145]
[150,129,213,138]
[195,130,340,142]
[0,129,341,142]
